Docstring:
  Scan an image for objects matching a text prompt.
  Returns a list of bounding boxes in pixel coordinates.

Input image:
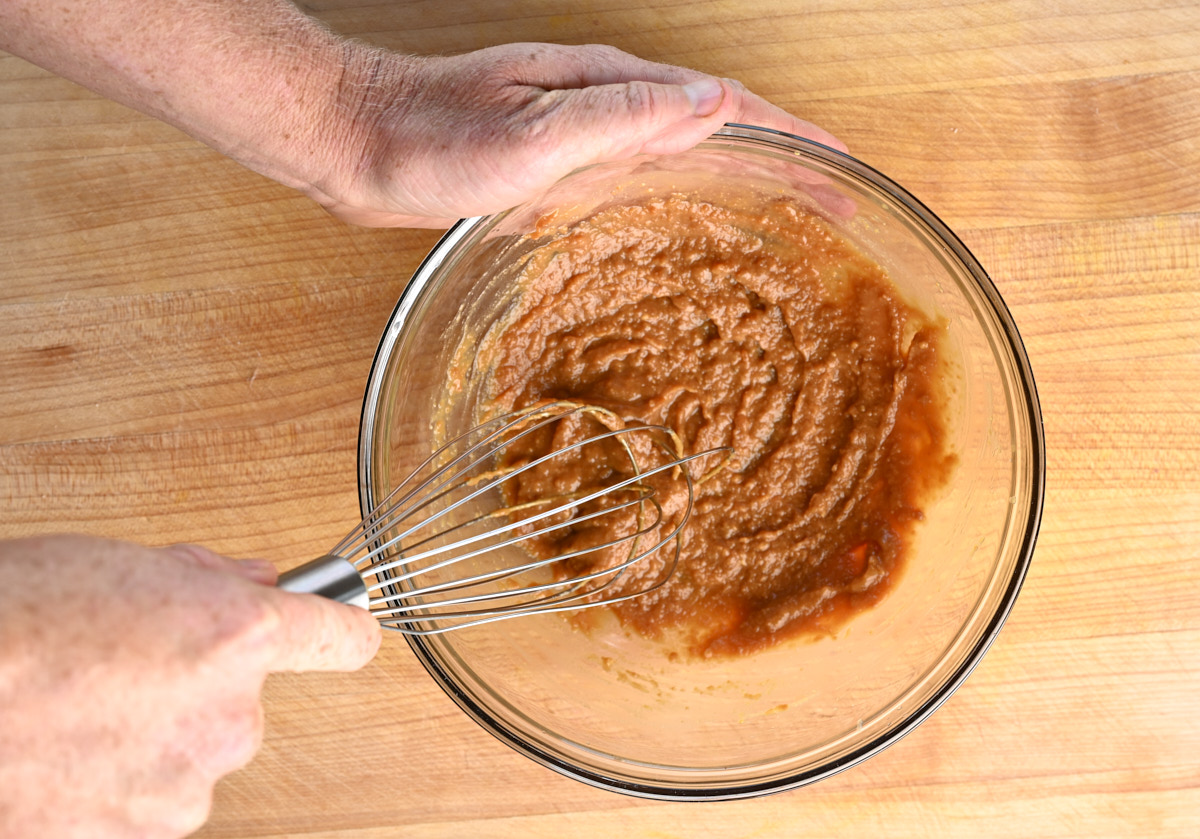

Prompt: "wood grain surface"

[2,1,1198,837]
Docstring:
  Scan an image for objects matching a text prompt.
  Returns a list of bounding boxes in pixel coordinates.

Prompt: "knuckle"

[582,42,629,64]
[188,590,281,677]
[134,773,215,838]
[723,76,749,103]
[172,787,216,837]
[244,594,283,643]
[173,582,280,668]
[621,80,659,117]
[224,701,266,769]
[219,591,282,656]
[481,42,560,83]
[504,97,563,156]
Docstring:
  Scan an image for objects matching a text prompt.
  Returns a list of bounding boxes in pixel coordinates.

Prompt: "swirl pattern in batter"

[460,194,956,656]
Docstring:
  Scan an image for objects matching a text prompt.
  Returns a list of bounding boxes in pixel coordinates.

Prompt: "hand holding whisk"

[279,402,726,634]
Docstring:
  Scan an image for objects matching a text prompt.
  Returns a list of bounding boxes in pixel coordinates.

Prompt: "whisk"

[278,402,724,635]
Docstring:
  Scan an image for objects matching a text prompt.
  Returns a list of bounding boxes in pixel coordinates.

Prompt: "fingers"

[233,558,280,586]
[164,543,279,585]
[158,544,380,672]
[321,203,458,229]
[719,80,848,153]
[504,42,708,90]
[542,77,837,174]
[507,43,846,156]
[627,78,848,156]
[260,587,382,674]
[544,77,726,166]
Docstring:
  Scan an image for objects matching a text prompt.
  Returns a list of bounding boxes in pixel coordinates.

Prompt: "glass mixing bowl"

[357,124,1045,798]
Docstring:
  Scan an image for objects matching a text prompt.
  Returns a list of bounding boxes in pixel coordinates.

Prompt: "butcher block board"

[1,1,1197,837]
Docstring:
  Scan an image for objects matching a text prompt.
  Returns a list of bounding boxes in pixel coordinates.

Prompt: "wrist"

[288,42,425,217]
[204,17,353,193]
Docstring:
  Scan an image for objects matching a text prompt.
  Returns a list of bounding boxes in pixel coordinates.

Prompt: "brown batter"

[452,193,956,657]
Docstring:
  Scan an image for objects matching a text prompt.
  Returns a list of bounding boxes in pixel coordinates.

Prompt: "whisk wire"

[279,401,724,635]
[351,423,664,573]
[329,404,593,561]
[373,512,688,632]
[359,438,704,584]
[366,495,667,610]
[362,487,656,592]
[372,458,699,634]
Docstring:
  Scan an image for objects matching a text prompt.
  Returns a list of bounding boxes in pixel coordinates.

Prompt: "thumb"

[556,76,728,164]
[261,587,382,673]
[680,77,727,117]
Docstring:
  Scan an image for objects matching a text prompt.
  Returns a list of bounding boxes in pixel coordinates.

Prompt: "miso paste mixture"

[450,194,957,657]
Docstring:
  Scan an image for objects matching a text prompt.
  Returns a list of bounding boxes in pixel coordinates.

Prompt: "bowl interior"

[359,125,1043,797]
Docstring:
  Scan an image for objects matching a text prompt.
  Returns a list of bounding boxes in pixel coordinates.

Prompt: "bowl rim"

[356,123,1046,800]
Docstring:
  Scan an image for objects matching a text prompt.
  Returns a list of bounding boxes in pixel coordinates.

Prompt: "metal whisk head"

[279,402,724,635]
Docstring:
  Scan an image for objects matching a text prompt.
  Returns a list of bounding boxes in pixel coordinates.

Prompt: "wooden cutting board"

[2,2,1197,837]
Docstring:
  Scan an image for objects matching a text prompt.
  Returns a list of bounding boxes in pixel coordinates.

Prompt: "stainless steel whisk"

[279,402,722,635]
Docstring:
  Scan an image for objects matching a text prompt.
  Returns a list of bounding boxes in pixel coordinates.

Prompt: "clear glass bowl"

[357,124,1045,799]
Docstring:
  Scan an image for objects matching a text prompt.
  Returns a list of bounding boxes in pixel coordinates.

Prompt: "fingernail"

[683,78,725,117]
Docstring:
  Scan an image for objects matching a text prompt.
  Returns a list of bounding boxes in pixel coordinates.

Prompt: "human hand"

[303,42,848,227]
[0,535,381,839]
[1,0,842,230]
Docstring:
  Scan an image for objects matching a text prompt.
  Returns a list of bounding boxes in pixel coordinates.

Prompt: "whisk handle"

[277,555,369,610]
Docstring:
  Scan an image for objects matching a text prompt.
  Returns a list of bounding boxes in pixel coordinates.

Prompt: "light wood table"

[2,2,1197,836]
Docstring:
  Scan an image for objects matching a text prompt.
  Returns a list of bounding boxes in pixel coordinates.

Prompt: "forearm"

[0,0,374,191]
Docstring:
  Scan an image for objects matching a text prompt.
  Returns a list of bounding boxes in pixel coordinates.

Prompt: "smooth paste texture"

[462,194,956,656]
